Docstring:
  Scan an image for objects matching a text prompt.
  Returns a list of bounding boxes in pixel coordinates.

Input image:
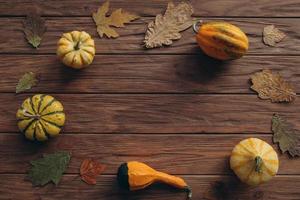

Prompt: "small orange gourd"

[230,138,279,186]
[117,161,192,199]
[195,21,249,60]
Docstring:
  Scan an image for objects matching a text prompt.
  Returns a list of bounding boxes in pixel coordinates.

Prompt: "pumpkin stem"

[192,20,203,33]
[22,109,40,119]
[254,156,263,173]
[74,41,81,50]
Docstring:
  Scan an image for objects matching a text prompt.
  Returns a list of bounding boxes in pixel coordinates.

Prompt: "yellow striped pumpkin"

[195,21,249,60]
[16,94,66,142]
[57,31,95,69]
[230,138,279,186]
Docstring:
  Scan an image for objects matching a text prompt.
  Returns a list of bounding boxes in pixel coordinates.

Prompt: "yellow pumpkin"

[16,94,66,142]
[195,21,249,60]
[57,31,95,69]
[230,138,279,186]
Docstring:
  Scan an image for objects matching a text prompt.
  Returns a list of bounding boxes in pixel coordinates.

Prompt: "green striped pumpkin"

[16,94,66,141]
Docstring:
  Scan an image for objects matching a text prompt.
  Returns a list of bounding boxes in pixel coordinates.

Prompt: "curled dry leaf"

[144,2,193,48]
[92,1,139,38]
[16,72,39,93]
[23,11,47,48]
[250,69,296,103]
[263,25,286,47]
[80,158,106,185]
[272,114,300,157]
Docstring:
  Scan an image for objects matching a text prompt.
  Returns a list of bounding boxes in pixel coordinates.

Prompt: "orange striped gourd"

[16,94,66,141]
[230,138,279,186]
[195,21,249,60]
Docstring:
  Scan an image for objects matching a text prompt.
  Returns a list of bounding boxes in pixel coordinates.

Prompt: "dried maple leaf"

[272,114,300,157]
[263,25,286,47]
[16,72,39,93]
[92,1,139,38]
[144,2,193,48]
[250,69,296,103]
[23,11,47,48]
[80,158,106,185]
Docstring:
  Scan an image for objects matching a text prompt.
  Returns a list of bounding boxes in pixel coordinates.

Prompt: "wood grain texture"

[1,55,299,93]
[1,0,300,199]
[0,174,299,200]
[0,134,299,175]
[0,17,298,54]
[0,0,300,17]
[1,94,299,134]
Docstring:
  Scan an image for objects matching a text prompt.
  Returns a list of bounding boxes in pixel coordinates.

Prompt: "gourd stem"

[254,156,263,173]
[186,186,192,200]
[22,110,40,119]
[192,20,203,33]
[74,41,80,50]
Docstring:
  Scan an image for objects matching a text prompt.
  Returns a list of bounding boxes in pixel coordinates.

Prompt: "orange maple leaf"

[80,158,106,185]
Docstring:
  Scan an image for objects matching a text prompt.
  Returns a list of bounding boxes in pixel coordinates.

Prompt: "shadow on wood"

[175,47,229,85]
[59,63,83,83]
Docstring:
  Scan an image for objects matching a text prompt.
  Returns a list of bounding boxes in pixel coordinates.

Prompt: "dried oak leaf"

[272,114,300,157]
[144,2,193,48]
[263,25,286,47]
[16,72,39,93]
[250,69,296,103]
[80,158,106,185]
[23,11,47,48]
[92,1,139,38]
[28,152,71,186]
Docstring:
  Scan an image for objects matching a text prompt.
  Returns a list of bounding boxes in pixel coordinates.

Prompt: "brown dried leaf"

[80,159,106,185]
[250,69,296,103]
[272,114,300,157]
[144,2,193,48]
[92,1,139,38]
[263,25,286,47]
[23,11,47,48]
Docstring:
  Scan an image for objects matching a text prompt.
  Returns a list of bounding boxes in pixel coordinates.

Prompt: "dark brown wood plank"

[0,134,299,174]
[1,94,299,134]
[0,174,299,200]
[1,55,299,93]
[0,17,299,54]
[0,0,300,17]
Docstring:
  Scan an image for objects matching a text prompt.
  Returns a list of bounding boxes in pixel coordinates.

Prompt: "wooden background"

[1,0,300,199]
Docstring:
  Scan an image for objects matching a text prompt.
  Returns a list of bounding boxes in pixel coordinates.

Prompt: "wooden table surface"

[1,0,300,199]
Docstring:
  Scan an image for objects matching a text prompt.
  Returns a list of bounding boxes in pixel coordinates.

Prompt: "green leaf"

[16,72,39,93]
[28,152,71,186]
[271,114,300,157]
[23,11,46,48]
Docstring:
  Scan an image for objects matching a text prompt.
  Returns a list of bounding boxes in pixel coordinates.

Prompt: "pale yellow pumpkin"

[230,138,279,186]
[16,94,66,142]
[57,31,95,69]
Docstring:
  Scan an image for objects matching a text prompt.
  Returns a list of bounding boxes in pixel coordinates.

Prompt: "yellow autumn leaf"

[263,25,286,47]
[250,69,296,103]
[92,1,139,38]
